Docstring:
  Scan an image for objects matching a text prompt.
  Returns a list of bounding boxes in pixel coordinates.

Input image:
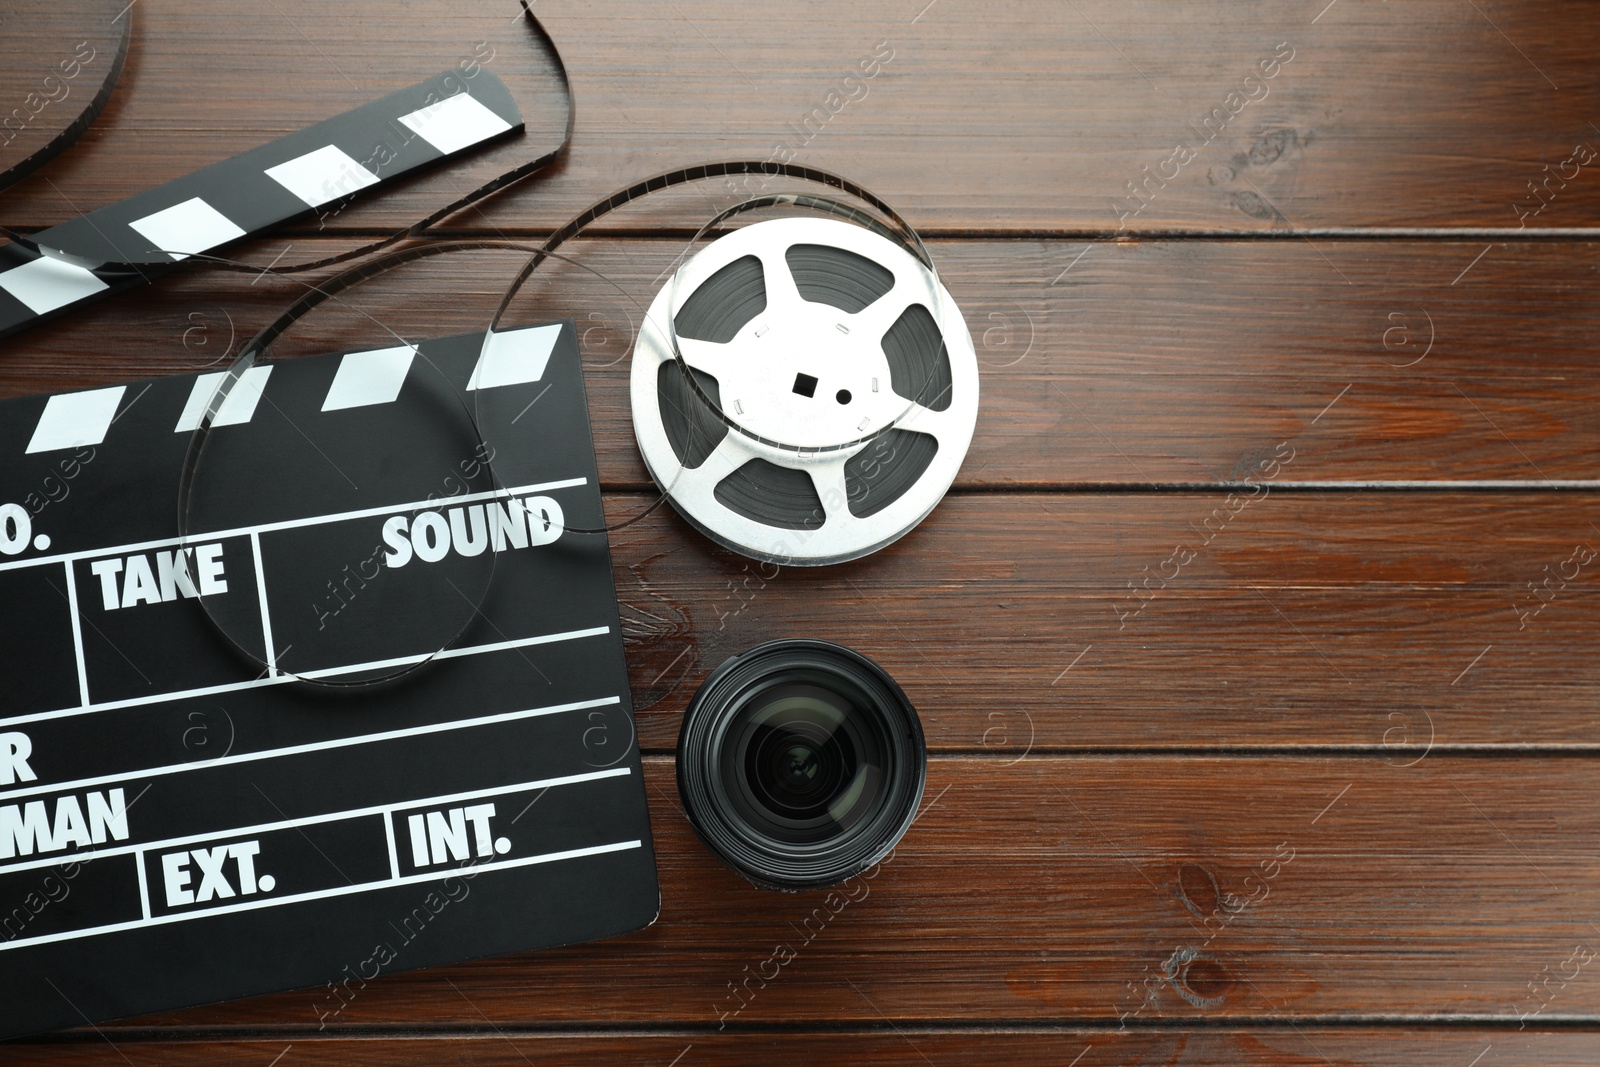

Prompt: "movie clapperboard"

[0,321,659,1038]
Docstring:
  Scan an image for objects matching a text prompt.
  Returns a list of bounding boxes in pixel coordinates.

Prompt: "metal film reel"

[631,217,979,566]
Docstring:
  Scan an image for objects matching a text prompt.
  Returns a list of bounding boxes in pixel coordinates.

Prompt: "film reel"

[632,216,979,566]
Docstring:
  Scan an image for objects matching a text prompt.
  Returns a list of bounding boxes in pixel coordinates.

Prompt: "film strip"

[211,161,980,565]
[0,320,656,1039]
[0,189,974,1028]
[0,1,977,1030]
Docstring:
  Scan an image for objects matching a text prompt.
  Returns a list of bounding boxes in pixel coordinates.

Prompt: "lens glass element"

[725,681,886,845]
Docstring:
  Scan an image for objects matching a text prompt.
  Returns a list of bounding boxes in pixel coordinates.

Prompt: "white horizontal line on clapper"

[0,766,634,880]
[0,838,643,953]
[0,694,620,803]
[0,625,613,730]
[0,476,588,574]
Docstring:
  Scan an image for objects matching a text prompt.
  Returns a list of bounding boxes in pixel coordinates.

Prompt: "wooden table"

[2,1,1597,1062]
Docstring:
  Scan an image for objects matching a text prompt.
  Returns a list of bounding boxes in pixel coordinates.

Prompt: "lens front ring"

[676,639,926,891]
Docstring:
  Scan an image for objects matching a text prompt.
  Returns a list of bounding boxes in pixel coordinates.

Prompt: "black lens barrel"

[676,639,927,891]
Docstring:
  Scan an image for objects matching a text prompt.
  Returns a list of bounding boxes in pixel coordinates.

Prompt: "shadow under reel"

[631,214,980,566]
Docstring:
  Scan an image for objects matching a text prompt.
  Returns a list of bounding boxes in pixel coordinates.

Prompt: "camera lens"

[677,640,926,890]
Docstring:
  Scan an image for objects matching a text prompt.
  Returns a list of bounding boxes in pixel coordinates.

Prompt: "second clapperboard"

[0,320,659,1038]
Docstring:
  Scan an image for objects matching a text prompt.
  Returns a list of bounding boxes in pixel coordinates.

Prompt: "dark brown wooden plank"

[610,490,1600,749]
[3,1030,1592,1067]
[0,3,1594,1057]
[85,755,1600,1030]
[1,1,1596,233]
[2,238,1593,749]
[1,237,1596,487]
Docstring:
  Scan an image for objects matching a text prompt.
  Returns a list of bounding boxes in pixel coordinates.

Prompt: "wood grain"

[607,491,1600,749]
[0,0,1594,1060]
[67,755,1600,1031]
[2,1031,1593,1067]
[1,237,1596,487]
[0,1,1596,233]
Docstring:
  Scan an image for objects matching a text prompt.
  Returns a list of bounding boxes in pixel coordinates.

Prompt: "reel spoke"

[755,245,812,320]
[675,335,737,379]
[811,456,855,525]
[848,272,928,347]
[668,432,756,516]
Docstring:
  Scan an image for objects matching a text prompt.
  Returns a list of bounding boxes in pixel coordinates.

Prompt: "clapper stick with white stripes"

[0,68,525,340]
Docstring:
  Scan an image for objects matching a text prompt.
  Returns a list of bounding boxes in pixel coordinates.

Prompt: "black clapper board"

[0,68,530,340]
[0,321,658,1038]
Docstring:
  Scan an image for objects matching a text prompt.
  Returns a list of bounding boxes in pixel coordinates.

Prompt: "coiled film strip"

[0,84,979,1049]
[191,161,979,573]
